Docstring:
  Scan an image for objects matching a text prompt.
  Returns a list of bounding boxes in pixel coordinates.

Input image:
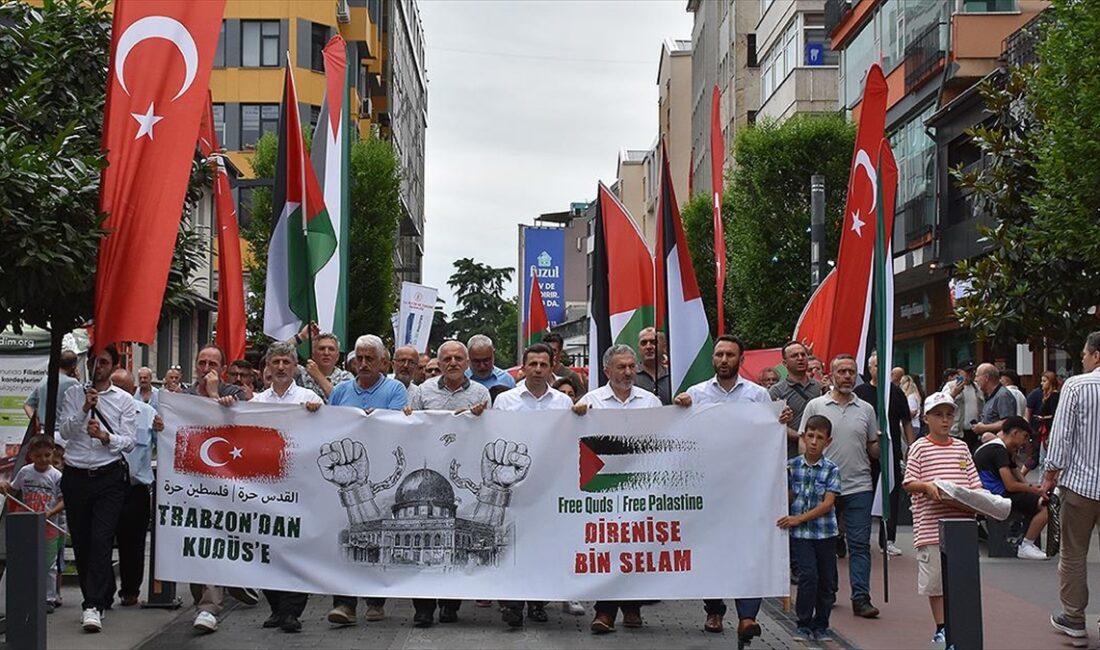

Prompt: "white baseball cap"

[924,391,957,413]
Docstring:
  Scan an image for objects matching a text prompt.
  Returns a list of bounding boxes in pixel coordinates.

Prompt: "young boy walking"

[903,392,982,645]
[778,414,841,641]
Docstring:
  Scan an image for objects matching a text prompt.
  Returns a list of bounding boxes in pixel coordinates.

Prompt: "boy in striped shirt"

[903,391,982,645]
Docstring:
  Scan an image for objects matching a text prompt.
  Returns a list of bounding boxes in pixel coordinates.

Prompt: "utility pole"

[810,174,826,290]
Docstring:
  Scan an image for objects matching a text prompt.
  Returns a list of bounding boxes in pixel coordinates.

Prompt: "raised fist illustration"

[318,438,370,489]
[480,439,530,489]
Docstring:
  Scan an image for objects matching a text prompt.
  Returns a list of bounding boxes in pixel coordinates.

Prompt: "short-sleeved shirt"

[25,373,80,432]
[466,366,517,391]
[686,375,772,406]
[770,376,823,458]
[11,464,63,540]
[493,384,573,411]
[982,384,1018,426]
[903,436,981,548]
[124,397,156,486]
[578,384,661,410]
[854,382,910,456]
[298,365,353,401]
[800,393,878,495]
[329,376,407,411]
[635,368,672,405]
[1006,385,1027,417]
[973,438,1015,496]
[410,376,492,411]
[787,455,841,540]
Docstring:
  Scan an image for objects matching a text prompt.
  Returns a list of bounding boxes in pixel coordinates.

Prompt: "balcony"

[757,67,839,124]
[1002,10,1048,68]
[824,0,853,36]
[904,23,946,93]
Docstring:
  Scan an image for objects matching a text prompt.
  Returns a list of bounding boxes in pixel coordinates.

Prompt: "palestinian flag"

[524,267,549,346]
[263,63,337,341]
[309,35,351,348]
[579,435,702,493]
[587,183,654,390]
[655,143,712,396]
[871,140,898,522]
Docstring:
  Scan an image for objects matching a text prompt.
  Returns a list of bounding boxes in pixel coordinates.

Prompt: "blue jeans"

[837,490,873,604]
[702,598,761,619]
[791,537,838,630]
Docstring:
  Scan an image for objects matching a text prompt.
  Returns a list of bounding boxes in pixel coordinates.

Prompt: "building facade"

[826,0,1049,389]
[756,0,839,122]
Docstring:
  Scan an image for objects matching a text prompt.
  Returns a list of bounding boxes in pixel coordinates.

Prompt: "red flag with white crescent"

[793,64,889,369]
[175,425,289,480]
[94,0,226,348]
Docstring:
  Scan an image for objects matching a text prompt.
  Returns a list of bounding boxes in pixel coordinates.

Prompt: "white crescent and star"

[114,16,200,140]
[198,436,243,468]
[849,149,878,237]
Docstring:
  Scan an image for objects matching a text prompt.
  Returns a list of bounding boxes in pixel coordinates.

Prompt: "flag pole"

[288,55,314,355]
[875,140,891,603]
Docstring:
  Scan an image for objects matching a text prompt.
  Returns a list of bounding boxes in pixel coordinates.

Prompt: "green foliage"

[723,114,855,348]
[446,258,518,365]
[681,193,721,334]
[954,2,1100,357]
[241,133,278,345]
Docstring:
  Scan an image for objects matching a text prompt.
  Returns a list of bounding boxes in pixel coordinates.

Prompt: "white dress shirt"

[578,384,661,410]
[253,382,323,405]
[493,384,574,411]
[686,375,772,406]
[59,383,136,469]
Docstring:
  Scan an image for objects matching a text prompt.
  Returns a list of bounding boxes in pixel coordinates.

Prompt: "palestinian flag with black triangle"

[263,62,337,341]
[655,143,712,395]
[587,183,654,390]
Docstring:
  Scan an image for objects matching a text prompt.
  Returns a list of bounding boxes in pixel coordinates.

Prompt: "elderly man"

[635,327,671,404]
[465,334,516,390]
[424,357,441,379]
[58,345,136,633]
[973,362,1018,441]
[392,345,419,388]
[800,354,881,619]
[135,366,159,410]
[673,335,793,641]
[493,343,574,626]
[252,342,321,633]
[326,335,407,627]
[406,340,490,626]
[771,341,822,459]
[941,362,983,449]
[110,369,161,608]
[574,344,660,634]
[416,353,430,385]
[1044,332,1100,639]
[292,323,353,401]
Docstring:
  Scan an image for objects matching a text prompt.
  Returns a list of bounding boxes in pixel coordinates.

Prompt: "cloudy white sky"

[417,0,692,313]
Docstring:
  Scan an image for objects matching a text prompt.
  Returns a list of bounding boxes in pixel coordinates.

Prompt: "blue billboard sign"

[522,227,566,328]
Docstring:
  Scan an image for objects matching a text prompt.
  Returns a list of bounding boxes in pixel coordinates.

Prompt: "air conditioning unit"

[336,0,350,24]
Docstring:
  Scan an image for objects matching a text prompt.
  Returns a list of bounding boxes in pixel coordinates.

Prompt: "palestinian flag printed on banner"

[578,435,702,493]
[263,62,337,341]
[524,267,550,346]
[655,143,713,396]
[587,183,655,390]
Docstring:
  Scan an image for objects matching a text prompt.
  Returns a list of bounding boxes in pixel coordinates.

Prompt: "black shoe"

[527,605,548,623]
[262,613,282,629]
[413,611,434,628]
[280,616,302,633]
[438,607,458,623]
[852,600,880,618]
[502,607,524,627]
[836,534,847,559]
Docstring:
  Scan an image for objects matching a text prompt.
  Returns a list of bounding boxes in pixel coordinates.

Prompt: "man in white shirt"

[251,342,321,633]
[673,334,792,642]
[494,343,576,627]
[574,344,660,634]
[58,344,136,633]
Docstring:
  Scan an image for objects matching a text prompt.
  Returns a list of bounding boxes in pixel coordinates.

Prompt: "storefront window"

[940,330,976,381]
[893,339,926,390]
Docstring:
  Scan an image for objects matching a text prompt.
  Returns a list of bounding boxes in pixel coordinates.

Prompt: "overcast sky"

[417,0,692,313]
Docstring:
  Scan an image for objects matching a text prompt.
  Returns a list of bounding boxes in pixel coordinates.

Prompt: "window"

[309,105,320,128]
[310,22,328,73]
[963,0,1016,11]
[889,104,937,240]
[241,20,280,67]
[746,33,758,68]
[212,104,225,147]
[841,14,878,108]
[240,104,279,148]
[214,21,225,68]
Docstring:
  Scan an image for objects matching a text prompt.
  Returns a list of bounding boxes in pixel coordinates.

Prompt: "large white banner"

[155,393,788,600]
[397,282,437,353]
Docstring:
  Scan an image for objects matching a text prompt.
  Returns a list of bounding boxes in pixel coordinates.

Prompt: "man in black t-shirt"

[973,416,1049,560]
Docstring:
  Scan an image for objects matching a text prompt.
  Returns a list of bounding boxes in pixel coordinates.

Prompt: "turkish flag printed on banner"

[95,0,226,349]
[198,94,247,365]
[175,425,289,480]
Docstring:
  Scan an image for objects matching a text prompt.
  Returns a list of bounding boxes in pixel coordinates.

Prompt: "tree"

[446,258,518,364]
[953,2,1100,359]
[681,192,722,336]
[705,114,854,348]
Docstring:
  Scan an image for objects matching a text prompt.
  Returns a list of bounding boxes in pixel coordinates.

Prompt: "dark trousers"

[332,595,386,610]
[266,590,308,618]
[791,537,838,631]
[501,600,546,611]
[61,462,127,612]
[702,598,761,619]
[115,483,151,599]
[412,598,460,616]
[593,601,641,617]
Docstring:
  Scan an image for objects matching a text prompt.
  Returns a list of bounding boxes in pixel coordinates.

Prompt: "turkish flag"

[174,425,289,480]
[94,0,226,349]
[198,94,247,365]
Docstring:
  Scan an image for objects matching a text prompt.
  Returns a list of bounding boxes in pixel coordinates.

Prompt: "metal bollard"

[6,511,46,649]
[940,518,982,650]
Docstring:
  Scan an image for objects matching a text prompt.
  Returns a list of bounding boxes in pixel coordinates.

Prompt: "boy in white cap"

[903,392,982,646]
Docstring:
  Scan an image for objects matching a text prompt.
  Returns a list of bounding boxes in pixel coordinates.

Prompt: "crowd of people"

[13,324,1100,648]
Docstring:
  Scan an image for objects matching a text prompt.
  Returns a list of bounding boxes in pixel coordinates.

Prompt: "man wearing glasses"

[226,359,255,400]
